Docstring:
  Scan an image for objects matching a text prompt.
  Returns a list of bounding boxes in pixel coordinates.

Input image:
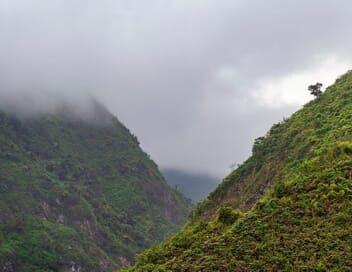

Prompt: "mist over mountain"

[2,0,352,176]
[0,102,190,271]
[163,169,219,202]
[2,1,352,271]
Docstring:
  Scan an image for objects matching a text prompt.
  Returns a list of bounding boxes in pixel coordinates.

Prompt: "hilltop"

[0,101,191,271]
[126,71,352,271]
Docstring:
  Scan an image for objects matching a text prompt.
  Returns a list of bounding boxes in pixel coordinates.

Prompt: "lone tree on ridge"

[308,82,323,97]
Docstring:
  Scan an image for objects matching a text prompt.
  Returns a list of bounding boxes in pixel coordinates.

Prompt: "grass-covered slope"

[126,71,352,271]
[0,102,191,272]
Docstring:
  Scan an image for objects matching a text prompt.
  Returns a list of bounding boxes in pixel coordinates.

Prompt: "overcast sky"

[1,1,352,177]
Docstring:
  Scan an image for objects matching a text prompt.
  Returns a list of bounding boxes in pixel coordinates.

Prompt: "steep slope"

[163,169,219,202]
[126,71,352,271]
[0,101,191,272]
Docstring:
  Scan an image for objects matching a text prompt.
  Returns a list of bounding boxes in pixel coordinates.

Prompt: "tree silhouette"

[308,82,323,97]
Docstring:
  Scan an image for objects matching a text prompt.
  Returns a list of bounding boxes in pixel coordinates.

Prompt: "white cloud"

[1,0,352,176]
[253,56,351,108]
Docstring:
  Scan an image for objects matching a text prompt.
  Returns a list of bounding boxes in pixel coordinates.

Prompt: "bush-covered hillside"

[0,101,191,272]
[125,71,352,271]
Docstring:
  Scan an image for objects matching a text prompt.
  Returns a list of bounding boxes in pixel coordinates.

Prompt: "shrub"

[217,207,242,225]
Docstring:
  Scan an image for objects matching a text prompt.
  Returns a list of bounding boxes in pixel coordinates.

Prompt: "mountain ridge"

[0,101,191,271]
[162,169,219,203]
[125,71,352,271]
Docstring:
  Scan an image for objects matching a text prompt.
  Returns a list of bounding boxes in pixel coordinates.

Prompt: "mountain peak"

[0,104,191,271]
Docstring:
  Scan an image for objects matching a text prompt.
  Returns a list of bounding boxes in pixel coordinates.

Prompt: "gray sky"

[1,0,352,177]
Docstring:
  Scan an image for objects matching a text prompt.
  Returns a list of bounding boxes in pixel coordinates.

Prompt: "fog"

[1,0,352,176]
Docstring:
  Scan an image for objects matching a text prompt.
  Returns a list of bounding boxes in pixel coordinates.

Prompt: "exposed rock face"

[1,261,15,272]
[119,256,131,268]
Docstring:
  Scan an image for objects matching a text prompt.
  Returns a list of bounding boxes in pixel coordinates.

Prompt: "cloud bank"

[1,0,352,176]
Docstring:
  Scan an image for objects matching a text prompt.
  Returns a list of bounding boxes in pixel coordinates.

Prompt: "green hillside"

[0,101,191,271]
[125,71,352,271]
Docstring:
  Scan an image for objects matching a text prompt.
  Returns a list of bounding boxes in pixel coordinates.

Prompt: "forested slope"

[0,101,190,272]
[126,71,352,271]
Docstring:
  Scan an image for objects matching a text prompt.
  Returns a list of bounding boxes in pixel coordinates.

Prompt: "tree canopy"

[308,82,323,97]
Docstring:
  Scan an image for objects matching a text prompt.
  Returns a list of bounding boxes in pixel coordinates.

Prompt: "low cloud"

[1,0,352,176]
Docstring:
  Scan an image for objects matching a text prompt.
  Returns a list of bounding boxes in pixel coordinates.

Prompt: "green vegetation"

[0,102,191,271]
[125,71,352,271]
[216,206,242,225]
[309,82,324,97]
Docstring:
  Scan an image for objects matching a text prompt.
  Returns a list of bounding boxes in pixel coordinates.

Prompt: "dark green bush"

[217,207,242,225]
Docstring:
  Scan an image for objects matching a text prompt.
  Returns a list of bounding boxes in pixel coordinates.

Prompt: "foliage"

[125,71,352,271]
[308,82,323,97]
[217,207,242,225]
[0,104,191,271]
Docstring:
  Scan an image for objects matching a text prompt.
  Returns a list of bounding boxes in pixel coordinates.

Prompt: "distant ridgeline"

[163,169,219,203]
[0,101,191,271]
[126,71,352,271]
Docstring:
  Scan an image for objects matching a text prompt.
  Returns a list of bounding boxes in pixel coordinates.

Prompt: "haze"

[1,0,352,177]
